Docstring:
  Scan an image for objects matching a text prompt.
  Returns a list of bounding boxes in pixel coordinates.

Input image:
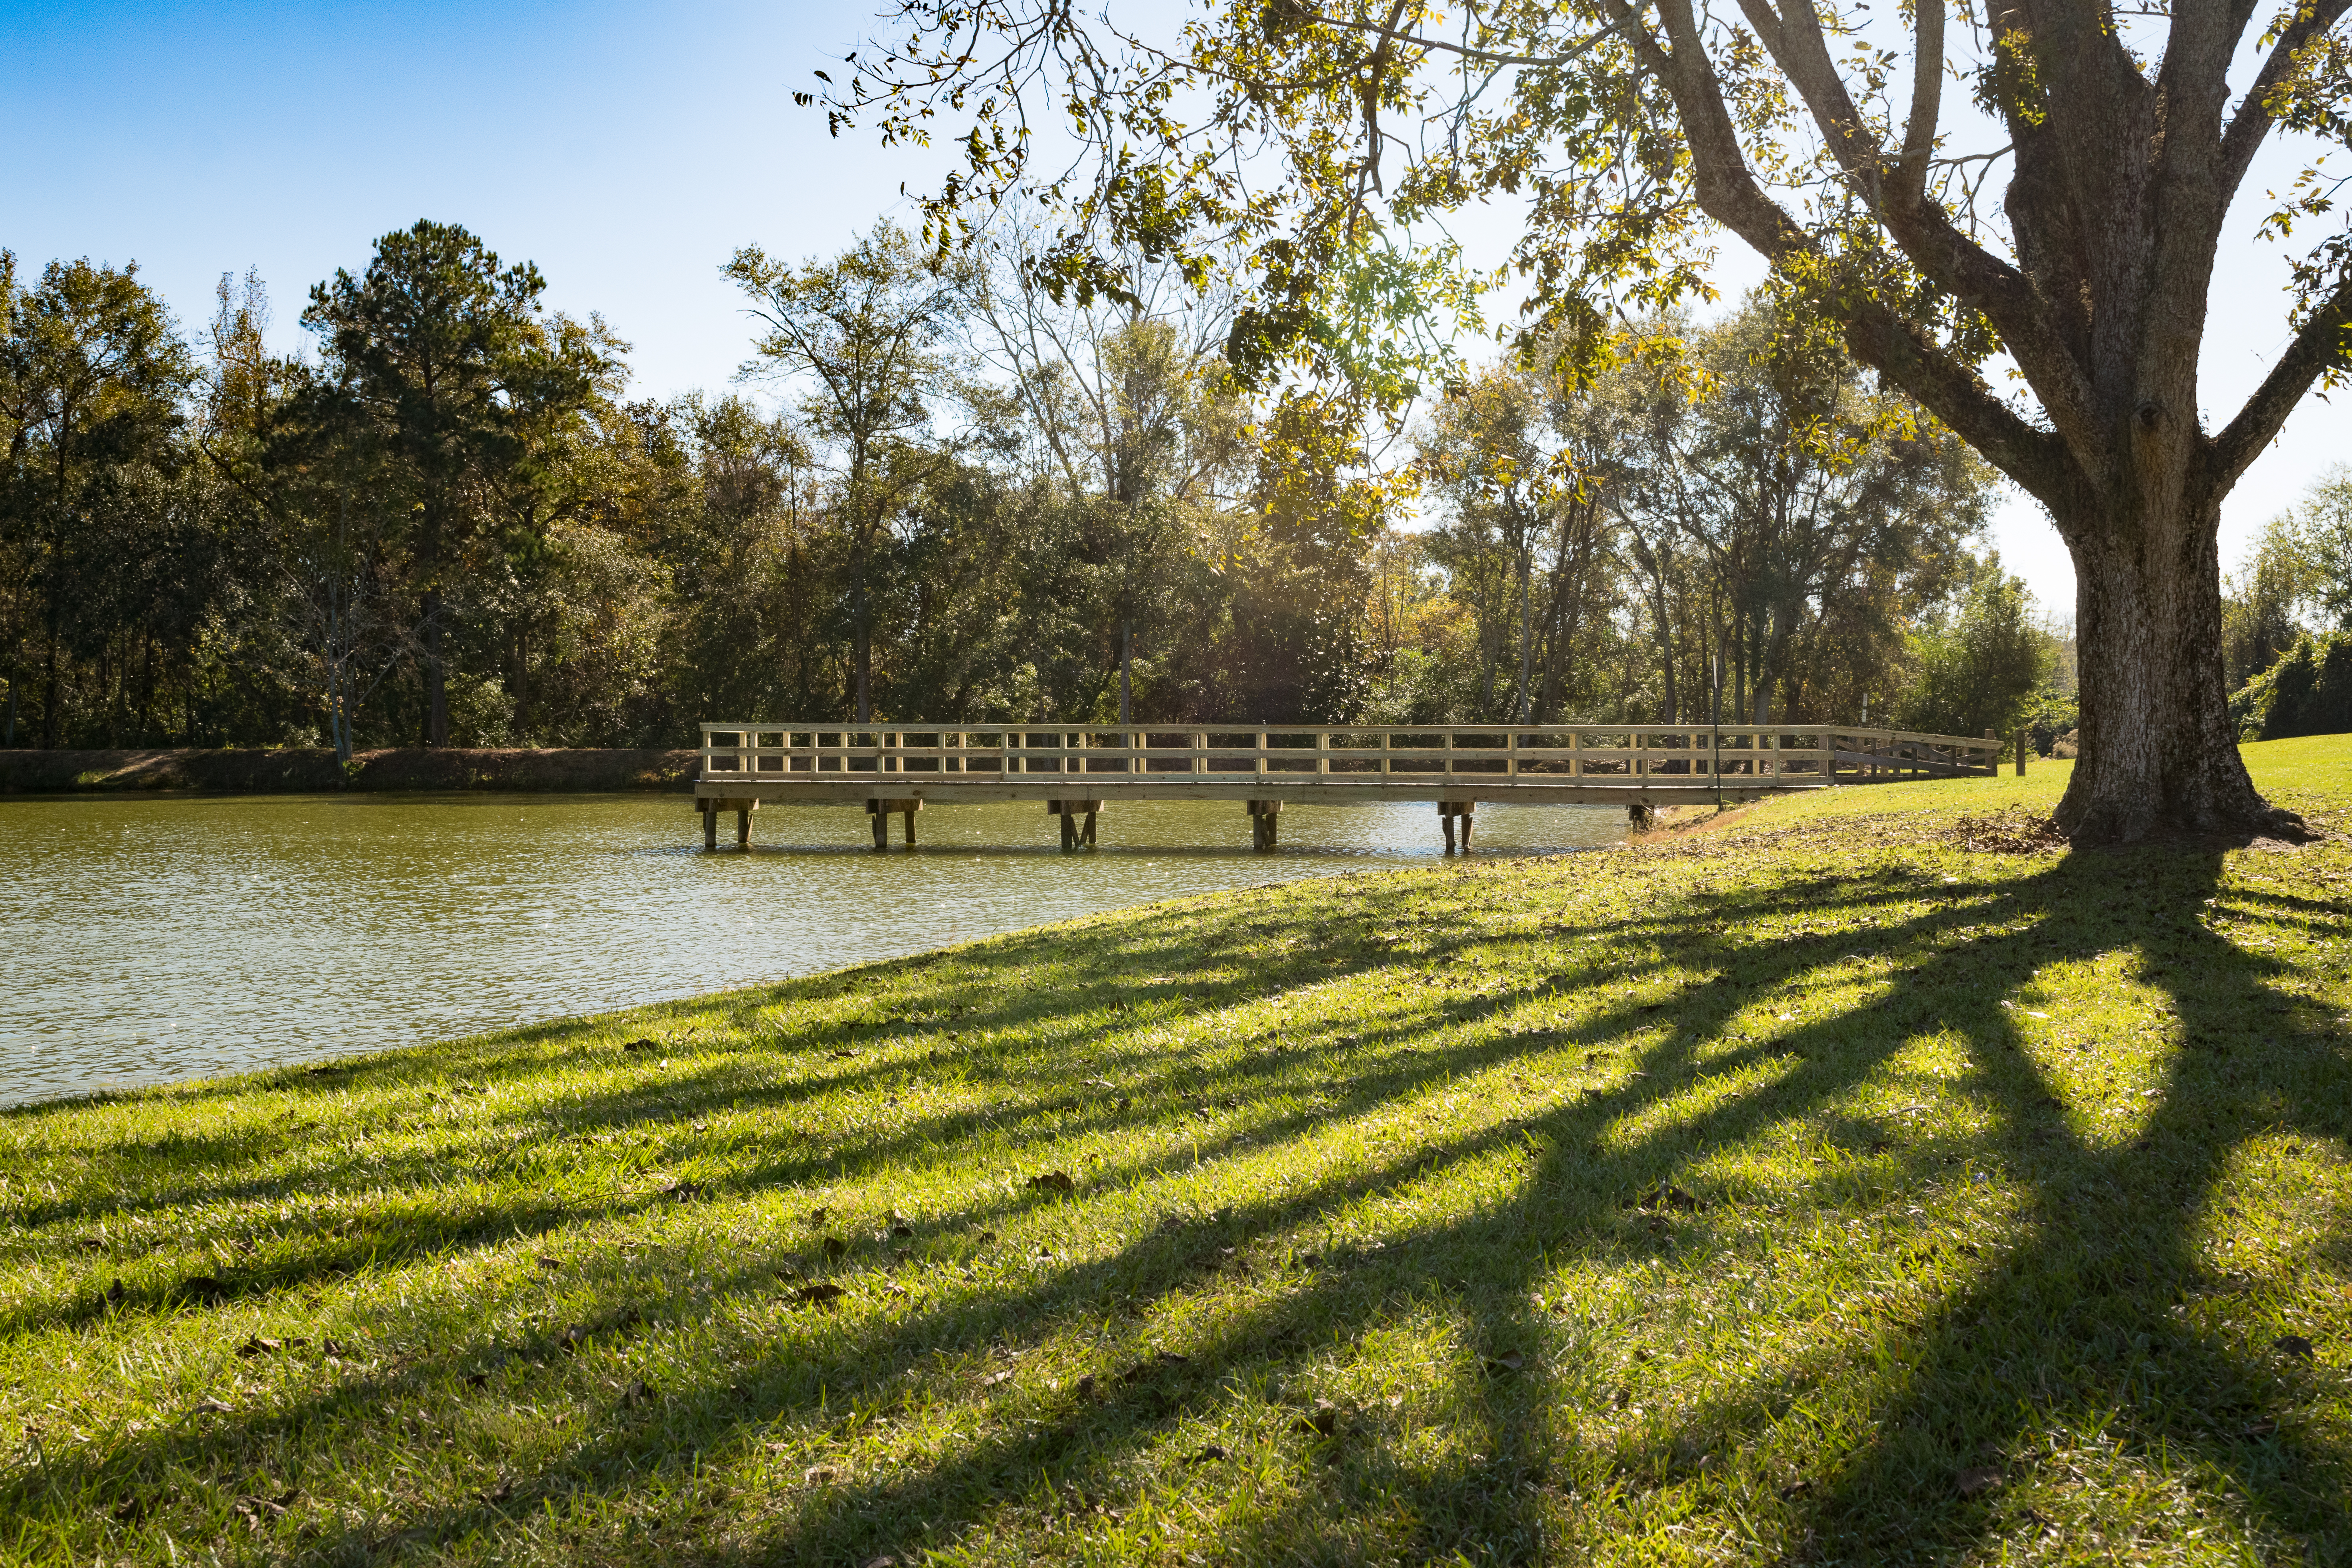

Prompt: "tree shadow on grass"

[8,837,2347,1564]
[1750,847,2352,1560]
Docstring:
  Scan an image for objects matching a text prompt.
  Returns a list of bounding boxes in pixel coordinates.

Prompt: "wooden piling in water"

[699,797,758,850]
[866,797,923,850]
[1048,799,1102,851]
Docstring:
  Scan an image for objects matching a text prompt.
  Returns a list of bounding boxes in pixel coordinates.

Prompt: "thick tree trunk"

[2055,490,2288,842]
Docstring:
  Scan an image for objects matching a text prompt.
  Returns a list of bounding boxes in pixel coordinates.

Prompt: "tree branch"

[1895,0,1944,212]
[2218,0,2352,208]
[2209,275,2352,491]
[1724,0,2105,467]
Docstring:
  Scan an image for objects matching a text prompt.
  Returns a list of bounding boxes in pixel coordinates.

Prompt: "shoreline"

[0,745,699,795]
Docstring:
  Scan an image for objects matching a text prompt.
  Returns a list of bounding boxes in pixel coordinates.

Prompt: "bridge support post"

[699,798,758,850]
[1247,799,1281,851]
[1048,800,1102,851]
[866,797,922,850]
[1439,800,1475,853]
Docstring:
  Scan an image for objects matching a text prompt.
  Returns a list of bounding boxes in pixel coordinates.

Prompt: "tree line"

[4,221,2076,754]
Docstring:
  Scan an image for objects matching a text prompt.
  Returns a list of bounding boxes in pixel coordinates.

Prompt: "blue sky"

[5,0,2342,614]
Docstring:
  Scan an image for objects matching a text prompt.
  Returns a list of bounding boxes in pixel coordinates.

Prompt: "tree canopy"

[3,224,2074,759]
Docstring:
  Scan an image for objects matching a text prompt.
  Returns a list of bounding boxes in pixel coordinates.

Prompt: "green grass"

[4,736,2350,1566]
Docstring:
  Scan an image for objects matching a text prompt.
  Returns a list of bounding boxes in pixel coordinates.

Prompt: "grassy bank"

[4,738,2349,1566]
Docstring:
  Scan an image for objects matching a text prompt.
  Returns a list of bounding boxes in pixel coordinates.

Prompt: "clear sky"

[4,0,2341,616]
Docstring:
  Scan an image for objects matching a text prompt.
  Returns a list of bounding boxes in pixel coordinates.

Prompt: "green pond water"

[0,794,1626,1104]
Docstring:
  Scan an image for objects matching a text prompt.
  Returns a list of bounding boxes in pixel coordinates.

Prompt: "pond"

[0,794,1627,1105]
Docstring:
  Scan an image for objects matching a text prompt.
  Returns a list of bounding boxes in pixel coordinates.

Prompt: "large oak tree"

[817,0,2352,841]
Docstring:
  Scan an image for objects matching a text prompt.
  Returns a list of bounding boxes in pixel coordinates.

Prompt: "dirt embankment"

[0,747,701,795]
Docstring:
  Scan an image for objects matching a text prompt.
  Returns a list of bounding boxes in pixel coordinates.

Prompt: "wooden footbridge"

[694,724,2008,851]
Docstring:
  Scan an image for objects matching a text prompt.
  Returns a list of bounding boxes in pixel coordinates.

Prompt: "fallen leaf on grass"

[2243,1418,2279,1438]
[465,1371,489,1388]
[2273,1334,2315,1360]
[823,1236,849,1261]
[620,1038,655,1052]
[804,1465,837,1484]
[235,1336,283,1358]
[1954,1467,2002,1499]
[176,1275,228,1302]
[794,1283,848,1309]
[980,1370,1014,1389]
[890,1224,914,1238]
[535,1255,564,1270]
[196,1397,234,1414]
[616,1378,654,1409]
[1634,1184,1703,1214]
[1779,1479,1813,1499]
[1483,1351,1526,1375]
[1185,1444,1229,1464]
[104,1278,127,1307]
[809,1206,830,1226]
[480,1478,514,1505]
[1028,1170,1075,1193]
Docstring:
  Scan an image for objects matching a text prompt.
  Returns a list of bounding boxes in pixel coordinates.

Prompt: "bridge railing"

[698,724,2004,785]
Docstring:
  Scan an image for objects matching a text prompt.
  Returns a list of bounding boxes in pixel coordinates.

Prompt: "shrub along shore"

[2,737,2348,1564]
[0,746,699,794]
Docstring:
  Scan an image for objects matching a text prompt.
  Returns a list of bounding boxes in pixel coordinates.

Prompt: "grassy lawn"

[4,736,2350,1566]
